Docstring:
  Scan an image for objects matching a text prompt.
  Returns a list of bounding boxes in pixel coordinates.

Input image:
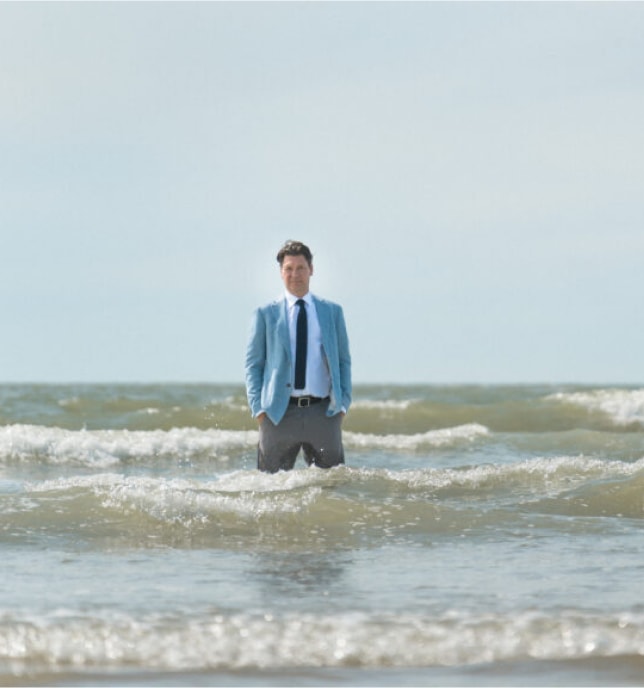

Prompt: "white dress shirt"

[284,291,331,398]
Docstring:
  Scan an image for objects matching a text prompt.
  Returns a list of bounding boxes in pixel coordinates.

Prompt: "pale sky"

[1,1,643,384]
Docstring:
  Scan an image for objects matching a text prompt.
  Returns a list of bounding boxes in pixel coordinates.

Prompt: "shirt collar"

[285,291,313,307]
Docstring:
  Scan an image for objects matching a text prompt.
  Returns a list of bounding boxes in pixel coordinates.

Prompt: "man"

[245,240,352,473]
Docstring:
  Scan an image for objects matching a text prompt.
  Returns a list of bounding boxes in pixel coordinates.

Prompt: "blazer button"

[286,383,291,388]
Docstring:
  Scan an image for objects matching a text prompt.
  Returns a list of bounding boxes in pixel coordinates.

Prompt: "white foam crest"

[549,388,644,426]
[344,423,489,450]
[26,473,323,523]
[347,455,644,494]
[212,465,347,493]
[0,424,257,466]
[2,609,644,673]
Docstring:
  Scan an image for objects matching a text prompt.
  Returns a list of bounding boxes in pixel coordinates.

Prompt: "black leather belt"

[289,396,328,407]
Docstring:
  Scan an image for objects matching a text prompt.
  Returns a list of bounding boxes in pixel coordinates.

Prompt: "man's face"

[280,254,313,297]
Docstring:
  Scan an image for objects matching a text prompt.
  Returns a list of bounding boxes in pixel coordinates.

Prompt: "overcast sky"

[1,1,643,385]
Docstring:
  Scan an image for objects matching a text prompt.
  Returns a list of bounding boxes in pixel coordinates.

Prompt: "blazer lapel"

[275,299,291,358]
[313,297,332,352]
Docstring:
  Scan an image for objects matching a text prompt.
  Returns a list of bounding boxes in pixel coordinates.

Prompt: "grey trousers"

[257,399,345,473]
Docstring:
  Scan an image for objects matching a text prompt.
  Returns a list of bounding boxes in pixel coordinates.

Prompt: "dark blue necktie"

[294,299,307,390]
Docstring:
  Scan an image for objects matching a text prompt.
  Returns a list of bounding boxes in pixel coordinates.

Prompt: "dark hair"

[276,240,313,267]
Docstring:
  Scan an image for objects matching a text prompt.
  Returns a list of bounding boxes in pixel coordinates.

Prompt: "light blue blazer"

[245,295,352,425]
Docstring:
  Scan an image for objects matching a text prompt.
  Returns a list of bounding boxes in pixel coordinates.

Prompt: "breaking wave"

[2,609,644,673]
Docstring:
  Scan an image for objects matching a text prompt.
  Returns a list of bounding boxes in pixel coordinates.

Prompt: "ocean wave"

[344,423,490,450]
[10,472,331,540]
[4,384,644,436]
[548,388,644,427]
[2,609,644,674]
[19,455,644,508]
[0,422,490,467]
[0,424,257,467]
[5,458,641,546]
[348,456,644,518]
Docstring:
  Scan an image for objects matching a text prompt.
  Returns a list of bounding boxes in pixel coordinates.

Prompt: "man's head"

[277,240,314,298]
[276,240,313,268]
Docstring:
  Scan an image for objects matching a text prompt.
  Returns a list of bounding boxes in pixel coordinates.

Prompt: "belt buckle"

[297,397,311,408]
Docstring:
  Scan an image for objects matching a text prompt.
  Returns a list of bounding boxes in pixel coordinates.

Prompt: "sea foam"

[0,424,257,466]
[344,423,489,450]
[2,609,644,672]
[549,388,644,426]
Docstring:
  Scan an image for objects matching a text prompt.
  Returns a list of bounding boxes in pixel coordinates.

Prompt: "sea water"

[1,383,643,686]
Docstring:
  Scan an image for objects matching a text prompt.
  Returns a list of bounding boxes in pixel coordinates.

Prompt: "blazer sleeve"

[336,304,352,412]
[245,307,266,418]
